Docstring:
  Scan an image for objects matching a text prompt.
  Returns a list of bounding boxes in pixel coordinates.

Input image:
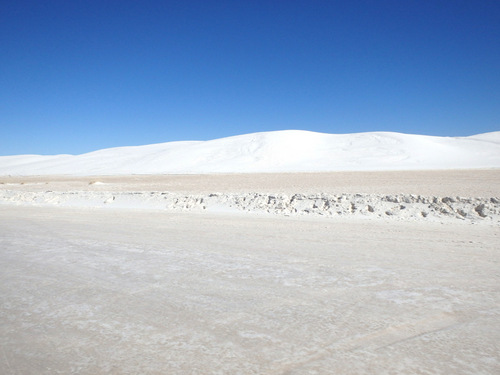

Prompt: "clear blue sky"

[1,0,499,155]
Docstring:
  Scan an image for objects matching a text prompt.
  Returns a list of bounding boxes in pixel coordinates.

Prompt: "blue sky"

[1,0,499,155]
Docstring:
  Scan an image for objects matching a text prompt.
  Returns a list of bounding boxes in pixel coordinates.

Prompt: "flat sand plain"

[1,206,499,374]
[1,170,499,374]
[2,169,499,196]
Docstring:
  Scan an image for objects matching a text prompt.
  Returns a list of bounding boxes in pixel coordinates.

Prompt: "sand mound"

[1,190,498,224]
[1,130,499,175]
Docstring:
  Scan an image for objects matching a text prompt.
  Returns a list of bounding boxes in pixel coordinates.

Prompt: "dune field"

[1,131,499,374]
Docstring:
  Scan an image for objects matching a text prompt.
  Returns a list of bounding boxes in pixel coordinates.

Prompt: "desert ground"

[2,169,499,195]
[1,170,499,374]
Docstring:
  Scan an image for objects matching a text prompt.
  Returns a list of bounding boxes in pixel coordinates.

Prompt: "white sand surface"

[1,130,499,175]
[1,167,499,373]
[2,170,499,224]
[1,206,499,374]
[1,169,499,195]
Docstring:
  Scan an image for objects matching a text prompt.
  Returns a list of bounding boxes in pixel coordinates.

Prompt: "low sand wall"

[1,190,499,224]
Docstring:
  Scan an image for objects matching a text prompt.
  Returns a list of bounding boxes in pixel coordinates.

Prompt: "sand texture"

[1,170,499,224]
[1,169,499,195]
[1,170,499,374]
[1,206,499,374]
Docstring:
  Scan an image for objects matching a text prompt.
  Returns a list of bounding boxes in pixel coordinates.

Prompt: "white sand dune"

[1,130,499,175]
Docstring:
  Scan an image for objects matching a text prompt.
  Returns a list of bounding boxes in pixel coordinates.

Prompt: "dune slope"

[1,130,499,175]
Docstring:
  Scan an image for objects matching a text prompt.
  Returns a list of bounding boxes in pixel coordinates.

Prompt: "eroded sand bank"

[1,170,499,224]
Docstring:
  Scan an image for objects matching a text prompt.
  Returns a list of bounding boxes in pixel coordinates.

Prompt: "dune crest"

[1,130,499,175]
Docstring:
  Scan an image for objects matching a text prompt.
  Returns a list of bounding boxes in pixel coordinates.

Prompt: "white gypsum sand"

[1,131,499,373]
[1,130,499,175]
[0,206,499,374]
[1,169,499,196]
[1,170,499,224]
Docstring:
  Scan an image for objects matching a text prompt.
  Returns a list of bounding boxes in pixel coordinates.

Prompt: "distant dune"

[1,130,499,175]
